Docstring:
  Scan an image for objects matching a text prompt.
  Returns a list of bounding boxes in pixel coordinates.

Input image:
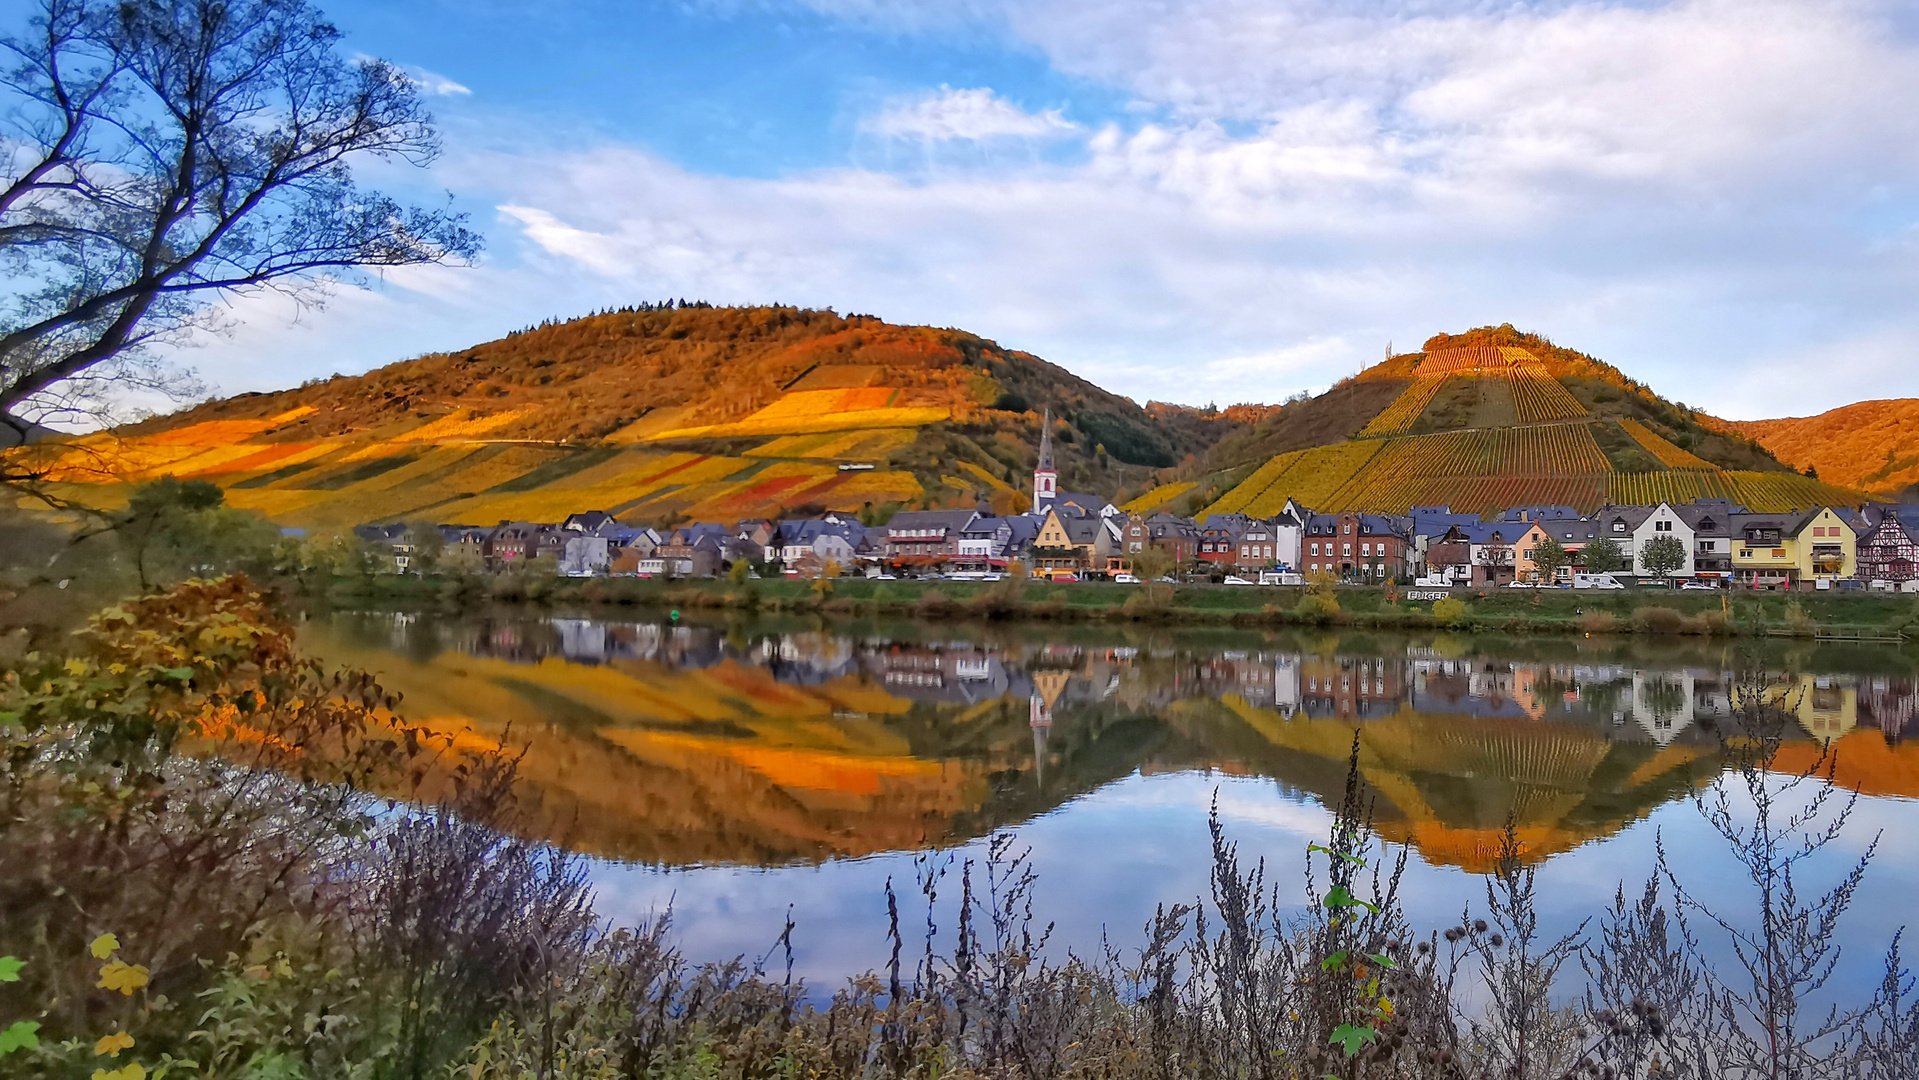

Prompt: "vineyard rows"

[1209,424,1638,516]
[1240,442,1386,517]
[649,404,949,441]
[396,407,532,442]
[1604,471,1735,508]
[1327,474,1610,517]
[1122,481,1197,513]
[1359,376,1448,436]
[1724,471,1865,513]
[1417,346,1512,373]
[1204,450,1305,516]
[1618,418,1715,469]
[1509,372,1589,422]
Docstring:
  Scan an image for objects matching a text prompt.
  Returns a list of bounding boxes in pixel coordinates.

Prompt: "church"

[1028,410,1117,522]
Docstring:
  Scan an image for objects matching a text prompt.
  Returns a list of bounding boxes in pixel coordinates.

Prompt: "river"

[303,609,1919,992]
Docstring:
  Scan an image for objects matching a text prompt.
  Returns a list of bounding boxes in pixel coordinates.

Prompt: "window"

[1613,521,1626,533]
[1343,524,1352,534]
[1311,542,1320,556]
[1655,520,1672,532]
[1342,543,1352,557]
[1361,543,1371,556]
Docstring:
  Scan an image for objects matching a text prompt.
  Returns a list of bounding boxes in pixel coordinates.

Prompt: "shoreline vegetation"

[320,571,1919,642]
[1,575,1913,1079]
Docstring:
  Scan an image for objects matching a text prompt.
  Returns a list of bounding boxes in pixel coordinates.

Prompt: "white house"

[1595,504,1697,580]
[1632,503,1696,580]
[559,535,611,577]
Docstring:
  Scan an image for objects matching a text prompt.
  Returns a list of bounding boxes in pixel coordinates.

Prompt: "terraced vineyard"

[1204,419,1865,518]
[1358,376,1447,436]
[17,404,934,529]
[11,313,1878,531]
[1509,370,1588,422]
[1121,481,1197,514]
[1198,327,1874,519]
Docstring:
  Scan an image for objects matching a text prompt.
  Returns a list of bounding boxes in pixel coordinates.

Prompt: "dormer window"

[1613,521,1626,533]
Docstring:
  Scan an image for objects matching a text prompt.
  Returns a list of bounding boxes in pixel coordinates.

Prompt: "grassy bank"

[318,572,1919,640]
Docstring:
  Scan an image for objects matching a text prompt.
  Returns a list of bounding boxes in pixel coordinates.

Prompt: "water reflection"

[305,611,1919,875]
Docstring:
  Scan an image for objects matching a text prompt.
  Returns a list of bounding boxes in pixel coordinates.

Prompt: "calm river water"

[304,610,1919,989]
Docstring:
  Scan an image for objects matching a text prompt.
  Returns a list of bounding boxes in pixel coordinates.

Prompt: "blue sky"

[54,0,1919,420]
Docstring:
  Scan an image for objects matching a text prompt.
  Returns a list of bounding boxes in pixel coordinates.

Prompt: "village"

[351,420,1919,592]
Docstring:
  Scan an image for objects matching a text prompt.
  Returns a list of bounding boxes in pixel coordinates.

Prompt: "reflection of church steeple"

[1029,669,1071,787]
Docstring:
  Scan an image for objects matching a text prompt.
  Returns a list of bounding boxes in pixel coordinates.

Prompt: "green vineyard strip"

[1618,417,1716,470]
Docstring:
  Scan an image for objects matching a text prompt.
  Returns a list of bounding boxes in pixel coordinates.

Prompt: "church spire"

[1032,408,1058,513]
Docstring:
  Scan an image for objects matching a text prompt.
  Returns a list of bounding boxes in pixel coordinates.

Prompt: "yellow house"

[1729,674,1856,743]
[1730,507,1855,587]
[1032,508,1103,577]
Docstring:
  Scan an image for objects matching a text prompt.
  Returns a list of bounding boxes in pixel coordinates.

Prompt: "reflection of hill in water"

[305,614,1919,870]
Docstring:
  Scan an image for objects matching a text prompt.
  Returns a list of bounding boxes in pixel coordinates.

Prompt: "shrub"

[1786,600,1814,634]
[1633,606,1685,635]
[1432,596,1468,626]
[1296,591,1340,622]
[1578,610,1619,634]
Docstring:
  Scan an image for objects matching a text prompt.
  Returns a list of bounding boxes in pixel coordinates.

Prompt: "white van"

[1572,573,1626,590]
[1259,570,1304,586]
[1415,574,1453,588]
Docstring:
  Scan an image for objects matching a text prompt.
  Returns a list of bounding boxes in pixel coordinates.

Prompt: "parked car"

[1113,573,1140,584]
[1573,573,1626,590]
[1502,580,1534,588]
[1258,570,1304,586]
[1222,576,1254,586]
[1680,580,1720,590]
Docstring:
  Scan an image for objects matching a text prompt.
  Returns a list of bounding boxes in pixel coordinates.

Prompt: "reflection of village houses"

[319,612,1919,870]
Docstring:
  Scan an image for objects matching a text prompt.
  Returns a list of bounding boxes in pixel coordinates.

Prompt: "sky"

[43,0,1919,420]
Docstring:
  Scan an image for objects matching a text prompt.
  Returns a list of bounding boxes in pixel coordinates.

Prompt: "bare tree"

[0,0,479,451]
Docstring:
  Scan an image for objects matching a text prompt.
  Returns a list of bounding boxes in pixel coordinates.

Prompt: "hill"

[16,305,1235,531]
[11,314,1883,529]
[1729,399,1919,498]
[1197,324,1868,518]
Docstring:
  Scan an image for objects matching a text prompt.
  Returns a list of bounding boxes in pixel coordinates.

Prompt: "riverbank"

[315,572,1919,640]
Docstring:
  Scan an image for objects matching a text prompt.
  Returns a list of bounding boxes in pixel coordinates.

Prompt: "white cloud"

[152,0,1919,421]
[864,87,1078,141]
[406,66,472,97]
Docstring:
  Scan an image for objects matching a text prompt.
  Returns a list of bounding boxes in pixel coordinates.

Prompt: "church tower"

[1033,409,1058,514]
